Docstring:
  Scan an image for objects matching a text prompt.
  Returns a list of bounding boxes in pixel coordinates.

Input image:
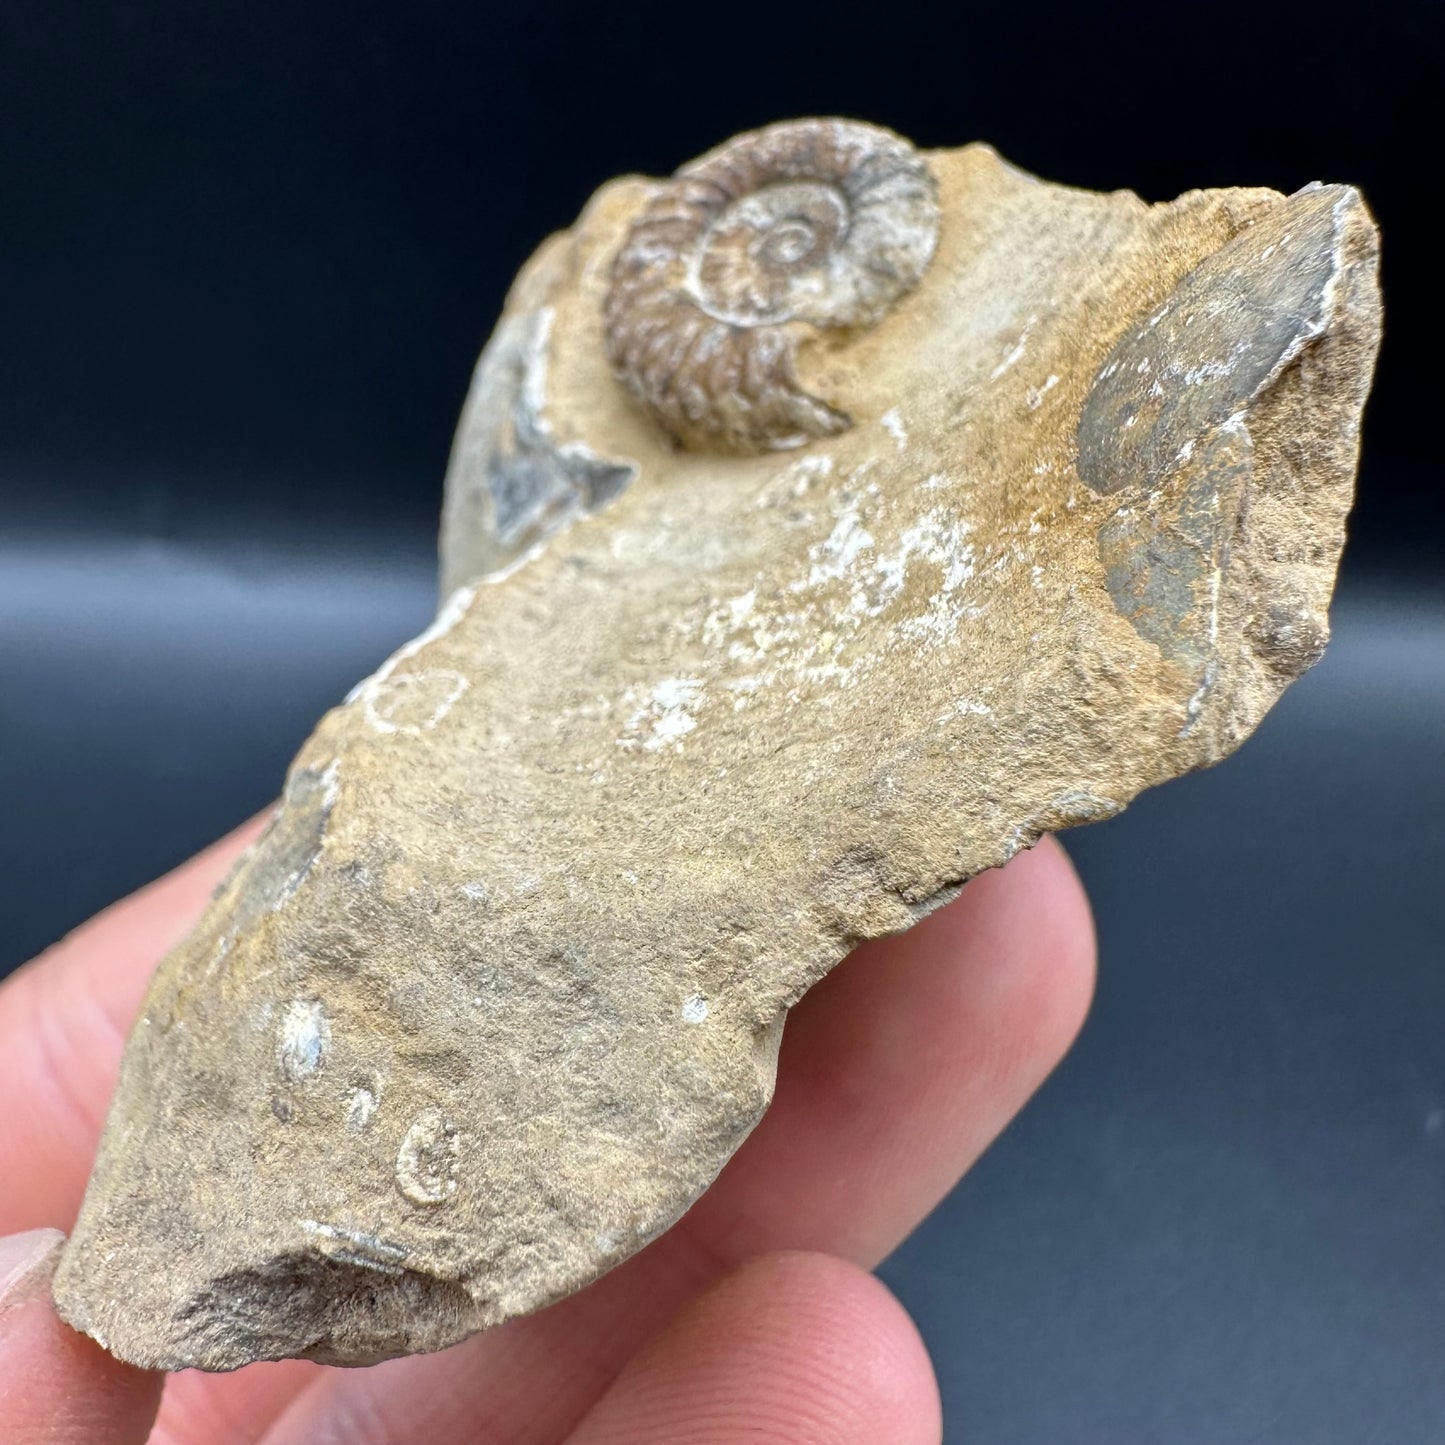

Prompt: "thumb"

[0,1230,162,1444]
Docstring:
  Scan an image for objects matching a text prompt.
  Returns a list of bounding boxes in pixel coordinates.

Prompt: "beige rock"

[54,120,1380,1371]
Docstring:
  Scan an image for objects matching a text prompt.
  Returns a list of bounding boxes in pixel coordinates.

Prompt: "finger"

[259,838,1092,1445]
[563,1252,940,1445]
[0,815,267,1235]
[0,1229,162,1445]
[0,815,315,1445]
[685,834,1096,1266]
[151,1361,323,1445]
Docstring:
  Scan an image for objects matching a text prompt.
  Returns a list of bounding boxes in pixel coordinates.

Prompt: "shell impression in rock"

[603,118,940,453]
[53,121,1380,1372]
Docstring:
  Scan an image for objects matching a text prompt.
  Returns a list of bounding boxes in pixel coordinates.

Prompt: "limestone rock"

[54,120,1380,1371]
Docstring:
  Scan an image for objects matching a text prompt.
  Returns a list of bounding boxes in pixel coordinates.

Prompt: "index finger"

[0,1228,162,1444]
[0,815,266,1234]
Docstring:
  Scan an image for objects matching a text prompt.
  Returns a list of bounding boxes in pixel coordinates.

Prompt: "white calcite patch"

[618,678,706,753]
[1025,373,1060,409]
[346,585,477,707]
[806,508,876,587]
[990,315,1037,378]
[363,670,469,736]
[301,1220,408,1275]
[880,408,909,450]
[277,999,330,1083]
[345,1084,378,1134]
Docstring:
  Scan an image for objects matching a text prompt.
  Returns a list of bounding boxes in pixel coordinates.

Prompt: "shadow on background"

[3,1,1441,1439]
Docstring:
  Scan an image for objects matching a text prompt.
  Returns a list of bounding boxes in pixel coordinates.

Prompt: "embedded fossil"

[603,118,940,453]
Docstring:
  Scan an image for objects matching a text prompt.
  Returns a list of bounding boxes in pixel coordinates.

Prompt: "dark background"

[2,2,1441,1440]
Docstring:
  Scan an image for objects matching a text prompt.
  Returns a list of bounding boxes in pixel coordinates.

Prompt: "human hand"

[0,817,1093,1444]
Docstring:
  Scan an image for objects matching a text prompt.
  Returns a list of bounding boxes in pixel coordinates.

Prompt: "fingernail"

[0,1229,66,1317]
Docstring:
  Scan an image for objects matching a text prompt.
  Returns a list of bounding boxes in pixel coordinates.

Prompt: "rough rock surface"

[54,128,1380,1371]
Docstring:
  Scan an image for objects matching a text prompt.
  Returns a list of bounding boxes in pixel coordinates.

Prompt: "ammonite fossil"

[603,118,940,453]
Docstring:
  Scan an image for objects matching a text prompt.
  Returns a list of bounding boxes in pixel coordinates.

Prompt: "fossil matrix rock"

[54,120,1380,1371]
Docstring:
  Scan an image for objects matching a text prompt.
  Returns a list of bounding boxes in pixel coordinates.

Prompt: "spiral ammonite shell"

[604,118,940,454]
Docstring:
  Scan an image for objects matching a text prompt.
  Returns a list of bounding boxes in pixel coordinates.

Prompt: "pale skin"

[0,816,1095,1444]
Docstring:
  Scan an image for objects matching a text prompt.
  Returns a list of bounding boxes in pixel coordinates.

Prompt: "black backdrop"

[3,2,1442,1440]
[3,0,1441,568]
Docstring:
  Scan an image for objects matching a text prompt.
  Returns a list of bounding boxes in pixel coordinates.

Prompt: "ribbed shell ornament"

[603,118,941,453]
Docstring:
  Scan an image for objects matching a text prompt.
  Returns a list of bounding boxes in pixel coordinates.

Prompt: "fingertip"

[568,1251,941,1445]
[0,1229,162,1445]
[858,834,1097,1172]
[689,831,1096,1269]
[957,835,1097,1077]
[741,1252,944,1445]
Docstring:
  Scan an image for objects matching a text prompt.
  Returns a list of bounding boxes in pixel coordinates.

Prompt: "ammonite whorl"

[604,118,940,454]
